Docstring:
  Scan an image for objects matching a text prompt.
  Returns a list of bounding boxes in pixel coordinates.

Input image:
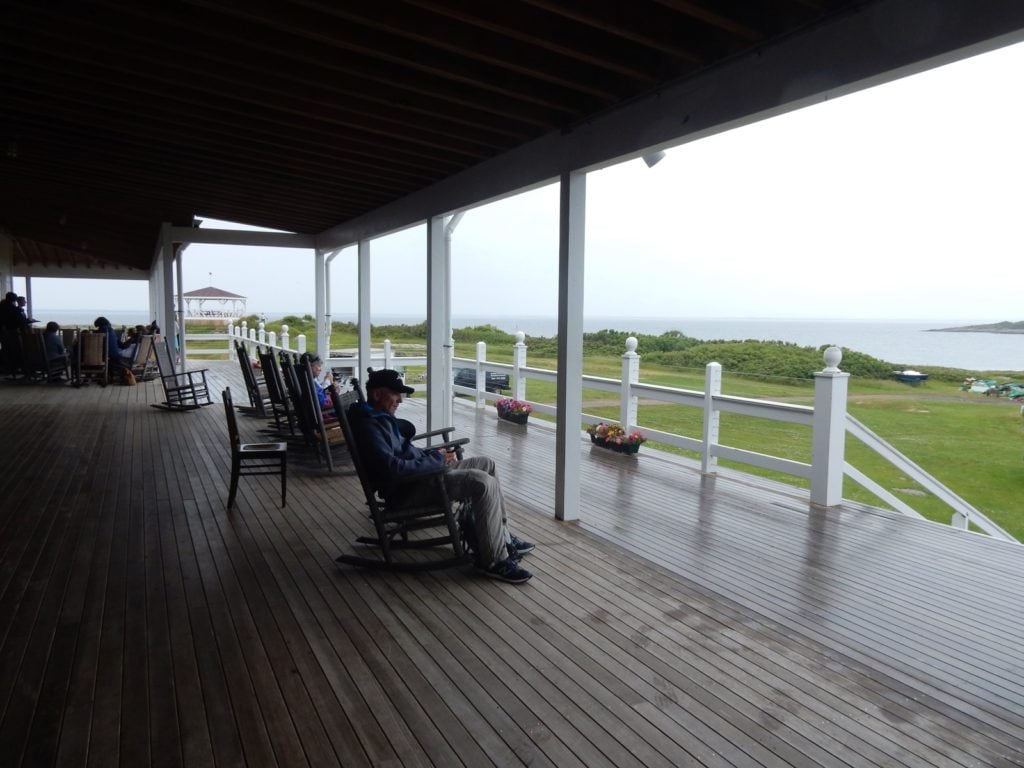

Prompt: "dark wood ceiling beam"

[2,7,534,150]
[3,89,448,194]
[180,0,605,114]
[517,0,710,61]
[289,0,650,95]
[0,63,476,178]
[0,45,493,166]
[4,160,376,231]
[648,0,763,40]
[399,0,665,80]
[101,0,566,130]
[1,112,428,211]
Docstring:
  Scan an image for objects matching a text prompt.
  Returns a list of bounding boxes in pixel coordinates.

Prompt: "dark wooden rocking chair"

[222,388,287,508]
[152,337,212,410]
[331,384,470,571]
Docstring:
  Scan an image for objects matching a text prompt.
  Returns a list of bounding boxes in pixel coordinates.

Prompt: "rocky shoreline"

[928,321,1024,334]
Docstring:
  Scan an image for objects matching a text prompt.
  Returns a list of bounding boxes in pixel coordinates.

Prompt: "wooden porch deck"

[1,361,1022,767]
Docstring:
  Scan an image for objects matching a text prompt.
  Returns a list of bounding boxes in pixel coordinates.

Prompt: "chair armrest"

[412,427,457,441]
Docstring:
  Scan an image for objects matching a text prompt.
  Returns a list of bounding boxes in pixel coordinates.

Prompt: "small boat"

[892,370,929,383]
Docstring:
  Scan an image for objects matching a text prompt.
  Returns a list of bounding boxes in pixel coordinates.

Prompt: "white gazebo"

[179,285,247,320]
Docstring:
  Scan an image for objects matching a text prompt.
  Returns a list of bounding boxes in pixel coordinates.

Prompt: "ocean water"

[362,314,1024,372]
[35,309,1024,372]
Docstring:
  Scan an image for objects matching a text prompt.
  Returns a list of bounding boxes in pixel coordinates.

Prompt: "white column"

[159,223,175,361]
[280,324,289,350]
[314,247,327,358]
[175,246,185,365]
[24,277,32,322]
[297,334,306,354]
[702,362,722,474]
[619,336,639,433]
[810,346,850,507]
[0,232,13,295]
[512,332,527,401]
[475,341,487,408]
[427,215,450,431]
[357,239,371,381]
[383,339,392,370]
[555,171,586,522]
[258,321,266,345]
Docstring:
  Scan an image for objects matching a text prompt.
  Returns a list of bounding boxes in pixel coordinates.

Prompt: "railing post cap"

[515,331,525,344]
[281,324,288,333]
[822,345,843,372]
[625,336,638,353]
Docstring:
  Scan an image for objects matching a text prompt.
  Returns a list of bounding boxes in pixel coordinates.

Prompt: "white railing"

[223,320,306,360]
[453,334,1017,543]
[223,321,426,375]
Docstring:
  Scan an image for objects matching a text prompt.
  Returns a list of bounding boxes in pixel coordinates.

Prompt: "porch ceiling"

[2,1,1023,274]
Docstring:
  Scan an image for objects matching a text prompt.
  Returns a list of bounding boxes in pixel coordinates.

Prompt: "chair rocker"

[235,342,271,417]
[258,349,296,436]
[222,388,287,508]
[130,334,159,381]
[152,338,213,410]
[296,361,346,471]
[76,331,109,387]
[331,386,469,572]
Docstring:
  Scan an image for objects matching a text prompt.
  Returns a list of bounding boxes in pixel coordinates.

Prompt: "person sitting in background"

[43,321,67,363]
[43,321,68,381]
[94,316,134,368]
[300,352,335,410]
[347,368,535,584]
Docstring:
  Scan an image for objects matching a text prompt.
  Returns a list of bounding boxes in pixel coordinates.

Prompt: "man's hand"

[439,449,458,466]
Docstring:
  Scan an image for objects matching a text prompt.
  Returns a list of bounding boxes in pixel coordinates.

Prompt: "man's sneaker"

[479,558,532,584]
[508,534,535,557]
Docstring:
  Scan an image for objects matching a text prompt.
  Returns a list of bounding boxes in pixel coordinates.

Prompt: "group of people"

[0,300,162,382]
[0,292,32,331]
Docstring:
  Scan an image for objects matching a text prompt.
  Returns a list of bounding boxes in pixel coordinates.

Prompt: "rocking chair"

[331,384,470,571]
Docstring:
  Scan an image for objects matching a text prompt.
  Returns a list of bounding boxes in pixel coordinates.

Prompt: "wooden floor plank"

[2,367,1023,767]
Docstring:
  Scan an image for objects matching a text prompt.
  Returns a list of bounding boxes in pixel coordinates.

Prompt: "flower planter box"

[590,432,641,454]
[498,411,529,425]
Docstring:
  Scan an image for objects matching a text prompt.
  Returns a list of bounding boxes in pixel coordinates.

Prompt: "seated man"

[347,368,535,584]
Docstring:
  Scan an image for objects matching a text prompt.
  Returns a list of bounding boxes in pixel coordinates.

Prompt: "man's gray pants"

[443,456,510,567]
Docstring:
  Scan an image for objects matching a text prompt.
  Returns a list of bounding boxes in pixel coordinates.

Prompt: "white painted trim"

[554,172,586,522]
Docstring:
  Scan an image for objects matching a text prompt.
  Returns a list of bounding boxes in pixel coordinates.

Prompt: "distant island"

[928,321,1024,334]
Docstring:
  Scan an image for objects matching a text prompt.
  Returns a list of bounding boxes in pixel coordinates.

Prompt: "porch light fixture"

[642,150,666,168]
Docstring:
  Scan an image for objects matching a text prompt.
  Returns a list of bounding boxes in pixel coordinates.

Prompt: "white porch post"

[314,247,327,357]
[23,277,32,323]
[512,332,527,401]
[474,342,487,408]
[0,232,13,294]
[175,246,185,365]
[810,346,849,507]
[555,171,586,522]
[357,239,371,381]
[619,336,639,433]
[159,223,175,359]
[702,362,722,474]
[427,215,450,431]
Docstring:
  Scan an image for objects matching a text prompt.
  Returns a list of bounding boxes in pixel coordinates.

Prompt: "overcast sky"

[25,39,1024,323]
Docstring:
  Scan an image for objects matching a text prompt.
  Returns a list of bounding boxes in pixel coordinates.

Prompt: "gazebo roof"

[182,286,246,300]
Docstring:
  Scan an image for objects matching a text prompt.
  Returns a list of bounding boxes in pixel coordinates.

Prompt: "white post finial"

[822,345,843,372]
[281,324,290,350]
